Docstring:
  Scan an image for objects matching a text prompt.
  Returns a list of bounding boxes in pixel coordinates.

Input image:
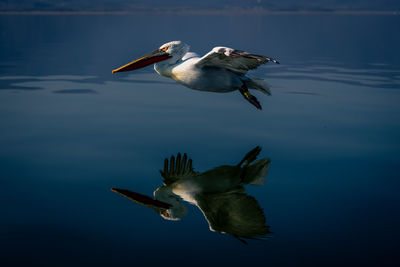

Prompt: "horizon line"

[0,9,399,15]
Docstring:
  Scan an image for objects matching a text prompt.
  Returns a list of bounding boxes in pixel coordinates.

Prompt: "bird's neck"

[154,59,181,78]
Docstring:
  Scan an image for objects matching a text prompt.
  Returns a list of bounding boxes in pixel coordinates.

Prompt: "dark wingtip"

[270,58,280,64]
[264,57,280,64]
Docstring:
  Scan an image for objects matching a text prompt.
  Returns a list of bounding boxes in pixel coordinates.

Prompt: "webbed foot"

[237,146,262,167]
[239,85,262,110]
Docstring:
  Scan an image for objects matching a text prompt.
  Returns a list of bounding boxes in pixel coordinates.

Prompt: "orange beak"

[111,188,172,209]
[112,49,171,74]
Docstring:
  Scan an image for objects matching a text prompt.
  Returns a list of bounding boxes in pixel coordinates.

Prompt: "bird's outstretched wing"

[160,153,199,185]
[195,47,279,75]
[197,191,272,240]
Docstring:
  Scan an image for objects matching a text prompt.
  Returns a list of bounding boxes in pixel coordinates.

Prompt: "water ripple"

[265,63,400,89]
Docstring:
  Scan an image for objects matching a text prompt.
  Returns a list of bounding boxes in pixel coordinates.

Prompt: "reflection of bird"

[112,41,279,110]
[112,146,272,243]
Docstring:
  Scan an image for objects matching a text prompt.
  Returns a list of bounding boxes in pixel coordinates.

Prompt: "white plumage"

[112,146,272,243]
[113,41,279,110]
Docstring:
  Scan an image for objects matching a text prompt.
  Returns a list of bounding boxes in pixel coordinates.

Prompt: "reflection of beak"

[111,188,172,210]
[112,50,171,74]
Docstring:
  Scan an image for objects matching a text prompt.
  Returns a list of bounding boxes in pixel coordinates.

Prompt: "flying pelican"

[112,146,272,243]
[112,41,279,109]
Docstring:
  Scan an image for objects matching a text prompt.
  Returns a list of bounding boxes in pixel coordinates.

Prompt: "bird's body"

[112,41,279,109]
[112,147,272,242]
[155,53,241,93]
[164,165,243,204]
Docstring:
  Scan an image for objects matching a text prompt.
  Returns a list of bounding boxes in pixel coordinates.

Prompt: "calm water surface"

[0,14,399,266]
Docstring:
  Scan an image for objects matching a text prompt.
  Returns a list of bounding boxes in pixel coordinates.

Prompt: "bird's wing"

[196,191,272,239]
[182,52,199,60]
[195,47,279,75]
[160,153,199,185]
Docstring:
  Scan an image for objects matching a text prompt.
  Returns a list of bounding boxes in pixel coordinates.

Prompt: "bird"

[112,146,272,243]
[112,41,279,110]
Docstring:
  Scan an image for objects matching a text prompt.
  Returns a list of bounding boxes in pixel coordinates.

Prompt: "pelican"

[112,146,272,243]
[112,41,279,109]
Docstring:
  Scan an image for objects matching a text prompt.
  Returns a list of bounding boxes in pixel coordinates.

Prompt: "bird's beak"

[111,188,172,210]
[112,49,171,74]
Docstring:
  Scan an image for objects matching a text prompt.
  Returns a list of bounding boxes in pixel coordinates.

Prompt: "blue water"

[0,14,399,266]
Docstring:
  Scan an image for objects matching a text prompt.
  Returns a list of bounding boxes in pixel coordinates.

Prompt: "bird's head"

[154,186,187,221]
[112,40,189,74]
[157,41,189,63]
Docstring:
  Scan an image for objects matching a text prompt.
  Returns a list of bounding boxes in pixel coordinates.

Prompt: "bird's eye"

[160,46,168,51]
[161,210,169,217]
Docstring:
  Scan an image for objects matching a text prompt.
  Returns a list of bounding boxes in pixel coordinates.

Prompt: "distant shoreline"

[0,10,399,15]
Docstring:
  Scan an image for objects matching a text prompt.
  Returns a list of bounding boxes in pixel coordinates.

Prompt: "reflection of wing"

[196,47,279,75]
[159,153,199,185]
[196,191,271,239]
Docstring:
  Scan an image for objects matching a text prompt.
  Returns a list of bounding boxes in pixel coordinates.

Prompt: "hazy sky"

[1,0,400,11]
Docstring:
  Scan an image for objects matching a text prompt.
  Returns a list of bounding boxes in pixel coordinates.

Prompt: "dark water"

[0,14,399,266]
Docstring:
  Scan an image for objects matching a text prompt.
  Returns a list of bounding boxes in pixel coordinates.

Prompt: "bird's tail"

[243,78,271,95]
[242,159,271,185]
